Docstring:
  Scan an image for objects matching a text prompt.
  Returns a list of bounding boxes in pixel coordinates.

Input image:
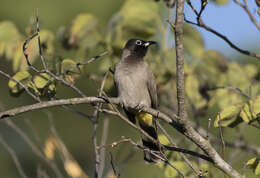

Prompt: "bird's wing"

[146,65,158,109]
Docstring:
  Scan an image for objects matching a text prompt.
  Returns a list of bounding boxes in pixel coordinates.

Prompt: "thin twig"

[157,122,201,175]
[0,135,28,178]
[206,118,211,140]
[109,152,120,178]
[233,0,260,31]
[218,126,225,160]
[185,1,260,60]
[92,71,109,178]
[98,117,110,178]
[0,70,41,101]
[207,86,251,99]
[36,8,47,70]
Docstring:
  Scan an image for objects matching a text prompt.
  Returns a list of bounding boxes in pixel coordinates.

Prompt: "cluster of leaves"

[1,0,260,177]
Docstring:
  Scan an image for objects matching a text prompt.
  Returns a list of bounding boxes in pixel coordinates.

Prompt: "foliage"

[1,0,260,177]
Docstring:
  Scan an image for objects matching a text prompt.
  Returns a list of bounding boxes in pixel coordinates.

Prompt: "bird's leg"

[134,103,146,113]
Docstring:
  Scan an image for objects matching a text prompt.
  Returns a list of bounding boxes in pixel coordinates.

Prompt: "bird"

[114,38,162,163]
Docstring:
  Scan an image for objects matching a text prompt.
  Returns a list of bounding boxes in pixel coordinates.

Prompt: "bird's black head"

[123,38,157,58]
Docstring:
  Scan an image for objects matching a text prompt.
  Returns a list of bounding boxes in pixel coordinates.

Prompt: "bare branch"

[98,118,109,178]
[0,70,41,101]
[185,1,260,60]
[233,0,260,31]
[109,152,120,178]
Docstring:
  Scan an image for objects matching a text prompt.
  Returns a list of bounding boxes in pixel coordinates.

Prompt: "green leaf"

[110,0,159,49]
[183,24,204,58]
[61,59,82,84]
[214,105,242,127]
[33,73,55,94]
[203,50,228,72]
[158,134,171,146]
[164,161,191,178]
[240,96,260,124]
[246,157,260,176]
[8,71,31,94]
[0,21,22,60]
[186,74,207,109]
[212,0,229,6]
[69,13,99,45]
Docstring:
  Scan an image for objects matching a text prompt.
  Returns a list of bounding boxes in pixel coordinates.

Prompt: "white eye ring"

[136,40,142,45]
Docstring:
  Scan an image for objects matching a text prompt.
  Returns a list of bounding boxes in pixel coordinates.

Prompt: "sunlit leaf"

[64,159,85,178]
[110,0,159,49]
[61,59,81,84]
[69,13,99,45]
[246,157,260,176]
[158,134,171,146]
[0,21,22,60]
[212,0,229,5]
[164,161,192,178]
[186,74,207,109]
[240,96,260,124]
[214,105,242,127]
[44,136,57,160]
[33,73,56,97]
[8,71,31,94]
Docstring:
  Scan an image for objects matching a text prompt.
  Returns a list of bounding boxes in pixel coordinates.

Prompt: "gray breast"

[114,61,151,109]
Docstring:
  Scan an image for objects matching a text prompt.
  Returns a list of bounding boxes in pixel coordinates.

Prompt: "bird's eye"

[136,40,142,45]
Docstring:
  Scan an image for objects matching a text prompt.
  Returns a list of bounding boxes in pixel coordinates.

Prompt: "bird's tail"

[137,112,162,163]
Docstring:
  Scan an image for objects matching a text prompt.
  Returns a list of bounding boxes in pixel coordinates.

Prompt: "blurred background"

[0,0,260,177]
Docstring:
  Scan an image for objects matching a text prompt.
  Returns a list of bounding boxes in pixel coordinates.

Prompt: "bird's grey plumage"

[114,39,161,163]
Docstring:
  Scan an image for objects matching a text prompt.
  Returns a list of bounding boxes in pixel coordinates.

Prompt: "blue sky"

[183,0,260,58]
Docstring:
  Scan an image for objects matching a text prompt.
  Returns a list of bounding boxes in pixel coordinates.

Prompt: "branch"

[185,1,260,60]
[0,96,243,177]
[171,0,242,177]
[233,0,260,32]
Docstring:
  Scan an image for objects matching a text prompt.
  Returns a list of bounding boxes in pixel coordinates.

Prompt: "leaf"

[158,134,171,146]
[203,50,228,72]
[12,29,55,72]
[186,74,207,109]
[64,159,85,178]
[0,21,22,60]
[246,157,260,176]
[183,24,204,58]
[61,59,81,84]
[110,0,159,49]
[164,161,191,178]
[69,13,99,45]
[214,105,242,127]
[33,73,56,97]
[8,71,31,94]
[240,96,260,124]
[212,0,229,6]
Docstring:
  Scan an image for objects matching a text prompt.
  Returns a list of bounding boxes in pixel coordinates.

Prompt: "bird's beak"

[144,41,157,47]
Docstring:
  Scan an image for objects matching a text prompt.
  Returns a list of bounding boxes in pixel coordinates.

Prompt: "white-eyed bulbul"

[114,38,161,163]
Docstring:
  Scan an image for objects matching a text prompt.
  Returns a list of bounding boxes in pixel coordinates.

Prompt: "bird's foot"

[134,103,146,113]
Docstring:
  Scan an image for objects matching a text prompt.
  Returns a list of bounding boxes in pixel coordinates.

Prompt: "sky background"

[185,0,260,58]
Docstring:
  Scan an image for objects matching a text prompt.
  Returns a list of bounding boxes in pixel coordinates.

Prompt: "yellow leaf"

[64,159,83,178]
[212,0,229,5]
[44,136,57,160]
[69,13,98,45]
[158,134,171,146]
[214,105,242,127]
[8,71,31,94]
[240,96,260,124]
